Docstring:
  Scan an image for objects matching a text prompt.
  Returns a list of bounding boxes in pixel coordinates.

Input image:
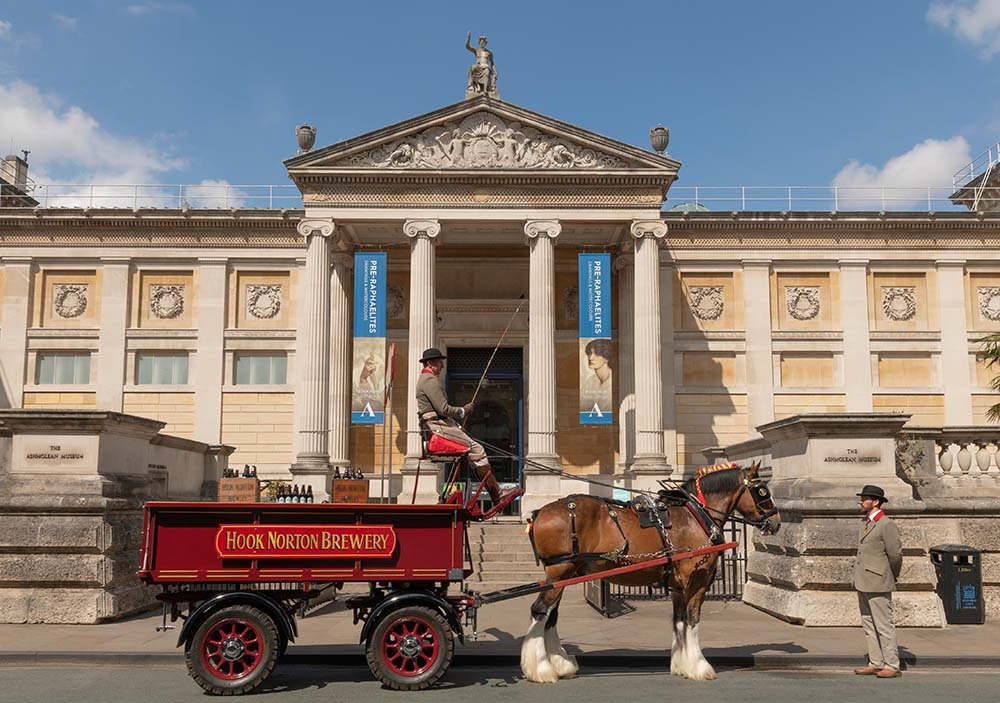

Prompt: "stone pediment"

[285,97,680,175]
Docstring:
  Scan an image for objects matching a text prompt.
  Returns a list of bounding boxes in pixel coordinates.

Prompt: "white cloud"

[928,0,1000,58]
[52,14,78,32]
[0,80,187,206]
[181,179,248,208]
[831,137,973,209]
[0,19,12,42]
[125,3,195,17]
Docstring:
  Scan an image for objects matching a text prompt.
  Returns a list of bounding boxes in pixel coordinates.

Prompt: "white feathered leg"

[521,612,559,683]
[543,621,578,678]
[684,623,716,681]
[670,617,688,677]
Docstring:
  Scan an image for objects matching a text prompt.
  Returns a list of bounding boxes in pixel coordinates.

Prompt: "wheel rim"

[380,615,440,677]
[200,617,263,681]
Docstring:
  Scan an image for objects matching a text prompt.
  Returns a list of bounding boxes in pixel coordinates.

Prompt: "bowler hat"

[856,484,888,503]
[419,347,447,364]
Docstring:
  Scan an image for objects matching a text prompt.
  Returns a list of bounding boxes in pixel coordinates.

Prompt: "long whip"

[467,294,526,410]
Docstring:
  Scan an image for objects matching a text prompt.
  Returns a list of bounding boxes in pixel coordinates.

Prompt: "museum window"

[35,352,90,385]
[234,353,287,385]
[136,352,189,385]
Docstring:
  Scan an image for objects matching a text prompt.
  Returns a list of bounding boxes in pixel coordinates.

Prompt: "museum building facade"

[3,94,1000,512]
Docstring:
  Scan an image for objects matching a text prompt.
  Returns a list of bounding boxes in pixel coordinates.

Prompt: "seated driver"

[415,347,519,505]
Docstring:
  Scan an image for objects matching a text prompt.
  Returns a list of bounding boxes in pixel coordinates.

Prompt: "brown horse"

[520,463,780,682]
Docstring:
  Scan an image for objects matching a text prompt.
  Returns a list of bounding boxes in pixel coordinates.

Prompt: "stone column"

[401,220,440,503]
[521,220,562,514]
[615,253,635,479]
[291,219,335,478]
[660,261,678,473]
[193,259,228,445]
[328,253,353,476]
[938,260,973,424]
[743,260,775,434]
[629,220,670,485]
[96,257,130,411]
[840,260,873,412]
[0,257,32,408]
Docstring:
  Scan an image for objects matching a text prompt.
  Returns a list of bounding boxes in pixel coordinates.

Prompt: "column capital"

[936,259,967,269]
[838,259,870,269]
[524,220,562,241]
[630,219,668,240]
[741,258,772,269]
[297,218,336,239]
[403,219,441,240]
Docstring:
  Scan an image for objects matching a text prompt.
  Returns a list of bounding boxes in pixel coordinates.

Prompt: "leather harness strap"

[535,495,630,568]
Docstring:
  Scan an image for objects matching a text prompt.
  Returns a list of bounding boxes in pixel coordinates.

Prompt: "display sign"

[215,524,396,559]
[352,252,387,424]
[579,253,613,424]
[218,478,260,503]
[332,479,370,504]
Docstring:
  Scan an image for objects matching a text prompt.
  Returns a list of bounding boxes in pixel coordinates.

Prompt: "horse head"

[733,462,781,535]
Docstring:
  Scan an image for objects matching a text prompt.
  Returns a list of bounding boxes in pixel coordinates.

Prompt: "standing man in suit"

[853,484,903,678]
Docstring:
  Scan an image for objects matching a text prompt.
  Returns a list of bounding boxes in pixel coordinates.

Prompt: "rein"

[690,464,779,535]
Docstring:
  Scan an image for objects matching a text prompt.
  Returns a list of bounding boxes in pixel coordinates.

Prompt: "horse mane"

[681,465,743,495]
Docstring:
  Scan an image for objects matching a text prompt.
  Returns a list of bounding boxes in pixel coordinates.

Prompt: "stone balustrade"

[898,427,1000,498]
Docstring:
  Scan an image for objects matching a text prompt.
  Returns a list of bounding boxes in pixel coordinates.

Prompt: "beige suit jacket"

[416,372,464,422]
[852,514,903,593]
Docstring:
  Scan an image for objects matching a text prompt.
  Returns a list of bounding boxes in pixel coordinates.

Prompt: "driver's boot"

[474,463,521,506]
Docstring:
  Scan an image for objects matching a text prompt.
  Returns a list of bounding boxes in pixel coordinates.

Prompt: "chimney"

[1,154,29,187]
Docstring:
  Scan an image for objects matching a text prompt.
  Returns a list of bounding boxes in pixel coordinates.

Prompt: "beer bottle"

[356,467,364,480]
[251,465,257,478]
[293,485,301,503]
[334,467,341,480]
[306,486,314,503]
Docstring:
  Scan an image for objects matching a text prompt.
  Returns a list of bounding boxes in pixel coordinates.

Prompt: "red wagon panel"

[139,502,470,584]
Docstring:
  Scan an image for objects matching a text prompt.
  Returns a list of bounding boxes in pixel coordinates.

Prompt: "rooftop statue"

[465,32,499,100]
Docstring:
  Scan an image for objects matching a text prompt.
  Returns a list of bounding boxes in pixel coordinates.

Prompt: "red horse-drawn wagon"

[138,461,774,694]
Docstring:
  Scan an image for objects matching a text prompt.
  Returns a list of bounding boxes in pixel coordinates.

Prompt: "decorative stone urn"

[649,124,670,155]
[296,124,316,153]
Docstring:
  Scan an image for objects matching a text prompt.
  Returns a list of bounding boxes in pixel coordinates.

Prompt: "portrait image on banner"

[579,253,612,424]
[351,252,387,424]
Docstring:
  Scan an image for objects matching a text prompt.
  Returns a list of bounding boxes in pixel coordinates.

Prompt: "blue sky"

[1,1,999,203]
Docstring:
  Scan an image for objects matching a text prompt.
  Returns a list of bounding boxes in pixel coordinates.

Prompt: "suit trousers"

[858,591,899,670]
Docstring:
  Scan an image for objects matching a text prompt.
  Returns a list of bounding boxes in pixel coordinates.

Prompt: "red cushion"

[427,433,469,455]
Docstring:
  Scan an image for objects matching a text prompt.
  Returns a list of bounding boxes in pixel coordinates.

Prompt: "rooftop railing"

[0,183,997,213]
[954,141,1000,190]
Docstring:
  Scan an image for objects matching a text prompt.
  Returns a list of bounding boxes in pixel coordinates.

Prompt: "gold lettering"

[349,534,363,550]
[268,531,279,550]
[226,531,238,550]
[309,534,318,550]
[375,534,386,551]
[321,532,331,550]
[364,534,373,550]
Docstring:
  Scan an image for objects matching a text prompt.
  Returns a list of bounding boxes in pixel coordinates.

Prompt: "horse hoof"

[550,654,578,678]
[688,664,717,681]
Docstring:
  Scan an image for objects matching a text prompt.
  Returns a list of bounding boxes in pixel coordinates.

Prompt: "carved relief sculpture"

[386,284,406,320]
[341,112,629,170]
[979,286,1000,321]
[246,285,282,320]
[565,287,579,321]
[149,284,185,319]
[53,284,88,318]
[688,286,725,321]
[881,286,917,321]
[785,286,821,321]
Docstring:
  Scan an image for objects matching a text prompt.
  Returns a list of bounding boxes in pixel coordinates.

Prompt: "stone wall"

[0,410,232,623]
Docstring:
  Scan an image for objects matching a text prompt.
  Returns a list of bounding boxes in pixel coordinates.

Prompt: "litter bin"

[929,544,985,624]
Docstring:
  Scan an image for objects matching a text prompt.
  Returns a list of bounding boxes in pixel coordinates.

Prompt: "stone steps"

[468,523,541,586]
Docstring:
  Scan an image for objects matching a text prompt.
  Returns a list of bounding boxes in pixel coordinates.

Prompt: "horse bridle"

[700,467,779,535]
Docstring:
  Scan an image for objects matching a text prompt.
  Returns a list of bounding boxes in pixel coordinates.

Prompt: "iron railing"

[2,183,999,212]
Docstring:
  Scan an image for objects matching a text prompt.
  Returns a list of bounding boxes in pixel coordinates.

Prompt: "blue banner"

[351,252,387,424]
[579,253,612,424]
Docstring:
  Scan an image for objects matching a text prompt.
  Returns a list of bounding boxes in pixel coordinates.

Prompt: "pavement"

[0,589,997,670]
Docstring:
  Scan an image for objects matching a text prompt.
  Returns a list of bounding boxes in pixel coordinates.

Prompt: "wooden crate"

[331,479,369,504]
[218,477,260,503]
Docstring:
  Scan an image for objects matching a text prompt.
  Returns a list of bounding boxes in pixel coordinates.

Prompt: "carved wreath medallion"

[246,285,282,320]
[881,287,916,321]
[149,284,185,319]
[785,286,820,321]
[386,284,406,320]
[979,286,1000,322]
[52,284,88,318]
[341,112,630,170]
[688,286,724,321]
[565,287,579,321]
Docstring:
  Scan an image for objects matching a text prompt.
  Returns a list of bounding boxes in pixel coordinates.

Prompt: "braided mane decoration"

[684,463,741,500]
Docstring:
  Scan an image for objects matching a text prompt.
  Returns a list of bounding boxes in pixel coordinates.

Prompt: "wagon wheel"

[185,605,280,695]
[366,605,454,690]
